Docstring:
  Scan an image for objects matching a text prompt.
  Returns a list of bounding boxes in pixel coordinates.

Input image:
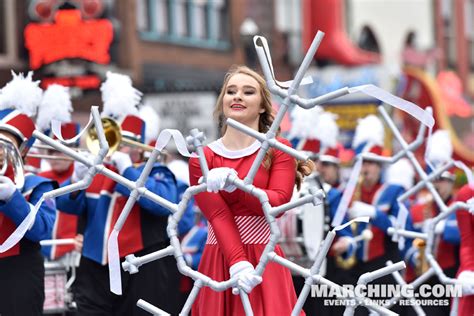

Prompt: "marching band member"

[189,65,313,315]
[404,131,459,315]
[454,183,474,315]
[55,72,181,315]
[346,115,411,315]
[287,108,355,315]
[36,84,84,260]
[0,72,57,315]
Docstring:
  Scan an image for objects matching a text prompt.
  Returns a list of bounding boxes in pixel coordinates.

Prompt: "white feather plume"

[316,112,339,148]
[352,115,384,149]
[385,158,415,189]
[36,84,72,132]
[426,130,452,166]
[100,71,142,120]
[138,104,160,145]
[0,71,42,116]
[287,105,323,140]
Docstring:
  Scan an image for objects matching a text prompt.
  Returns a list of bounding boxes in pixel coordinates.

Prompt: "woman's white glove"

[348,201,376,219]
[459,271,474,296]
[0,176,17,201]
[110,151,133,175]
[229,261,262,295]
[206,167,238,193]
[71,159,89,183]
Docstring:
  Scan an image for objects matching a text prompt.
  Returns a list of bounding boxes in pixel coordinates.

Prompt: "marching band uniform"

[0,72,57,315]
[455,184,474,315]
[56,115,181,315]
[56,73,181,315]
[347,115,412,315]
[287,109,355,316]
[189,137,303,316]
[39,123,82,260]
[37,85,84,260]
[405,131,460,295]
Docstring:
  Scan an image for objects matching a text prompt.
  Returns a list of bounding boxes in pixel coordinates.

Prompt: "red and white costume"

[189,137,303,316]
[455,184,474,315]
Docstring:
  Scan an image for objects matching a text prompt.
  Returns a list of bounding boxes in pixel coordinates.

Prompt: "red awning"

[303,0,380,66]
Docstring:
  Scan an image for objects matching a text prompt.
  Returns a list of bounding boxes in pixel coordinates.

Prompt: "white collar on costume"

[208,138,261,159]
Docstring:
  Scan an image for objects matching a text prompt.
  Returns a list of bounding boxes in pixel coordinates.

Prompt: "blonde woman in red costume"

[189,65,312,315]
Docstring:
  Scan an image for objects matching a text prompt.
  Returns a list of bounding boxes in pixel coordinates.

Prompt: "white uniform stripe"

[206,216,270,245]
[243,218,267,244]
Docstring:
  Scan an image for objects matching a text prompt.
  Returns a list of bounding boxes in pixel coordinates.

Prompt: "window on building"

[0,0,17,65]
[0,3,6,56]
[466,0,474,69]
[441,0,456,68]
[137,0,230,50]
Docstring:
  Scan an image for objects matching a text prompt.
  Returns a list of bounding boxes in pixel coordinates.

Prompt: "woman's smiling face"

[222,73,264,130]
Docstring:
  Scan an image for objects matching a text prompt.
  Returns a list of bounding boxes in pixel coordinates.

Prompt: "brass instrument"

[0,137,25,189]
[413,194,434,276]
[4,117,160,186]
[86,118,155,156]
[335,175,364,270]
[413,238,430,276]
[27,118,156,161]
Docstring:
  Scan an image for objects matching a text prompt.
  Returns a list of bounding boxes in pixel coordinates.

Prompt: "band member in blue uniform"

[286,108,355,316]
[405,131,460,316]
[346,115,412,315]
[56,72,181,315]
[0,72,57,315]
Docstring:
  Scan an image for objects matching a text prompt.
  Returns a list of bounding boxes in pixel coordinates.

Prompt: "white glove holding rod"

[206,167,238,193]
[348,201,376,219]
[229,261,262,295]
[458,271,474,296]
[110,151,133,175]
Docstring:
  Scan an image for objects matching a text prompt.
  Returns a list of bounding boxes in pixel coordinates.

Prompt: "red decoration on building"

[40,75,101,89]
[302,0,380,66]
[24,9,113,70]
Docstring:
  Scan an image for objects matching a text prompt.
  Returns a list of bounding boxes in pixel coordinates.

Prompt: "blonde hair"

[214,65,313,189]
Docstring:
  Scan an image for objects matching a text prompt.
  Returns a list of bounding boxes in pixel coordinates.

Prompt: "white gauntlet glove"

[229,261,262,295]
[348,201,376,219]
[458,271,474,296]
[0,176,17,201]
[206,167,238,193]
[110,151,133,175]
[71,159,89,183]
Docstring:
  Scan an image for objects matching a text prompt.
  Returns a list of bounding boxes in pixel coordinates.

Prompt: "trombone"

[27,118,156,161]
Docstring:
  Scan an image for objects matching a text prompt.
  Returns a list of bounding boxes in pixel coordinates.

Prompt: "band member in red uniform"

[346,115,411,315]
[455,183,474,315]
[36,84,84,260]
[0,72,57,315]
[189,65,312,315]
[286,108,355,316]
[405,131,459,316]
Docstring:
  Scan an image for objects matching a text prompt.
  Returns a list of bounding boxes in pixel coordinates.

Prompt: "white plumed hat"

[0,71,42,117]
[386,158,415,190]
[36,84,72,132]
[426,130,453,167]
[100,71,142,120]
